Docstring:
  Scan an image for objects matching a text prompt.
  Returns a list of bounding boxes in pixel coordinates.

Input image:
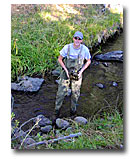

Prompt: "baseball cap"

[73,31,83,40]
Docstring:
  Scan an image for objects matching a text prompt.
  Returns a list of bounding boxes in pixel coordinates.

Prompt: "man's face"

[73,37,83,46]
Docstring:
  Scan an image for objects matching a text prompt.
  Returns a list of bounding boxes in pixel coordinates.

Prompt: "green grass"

[11,109,123,149]
[47,111,123,150]
[11,4,122,81]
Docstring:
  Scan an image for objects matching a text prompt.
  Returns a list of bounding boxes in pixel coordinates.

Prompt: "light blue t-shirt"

[60,43,91,60]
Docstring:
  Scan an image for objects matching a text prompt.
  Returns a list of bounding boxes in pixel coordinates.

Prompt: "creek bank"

[11,114,87,149]
[11,33,123,139]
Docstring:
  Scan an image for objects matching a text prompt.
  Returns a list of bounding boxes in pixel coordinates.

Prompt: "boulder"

[56,118,70,129]
[74,116,88,125]
[94,50,123,62]
[35,115,52,127]
[11,76,44,92]
[41,125,52,133]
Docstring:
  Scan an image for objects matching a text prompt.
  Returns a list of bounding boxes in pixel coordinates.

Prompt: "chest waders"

[55,44,84,114]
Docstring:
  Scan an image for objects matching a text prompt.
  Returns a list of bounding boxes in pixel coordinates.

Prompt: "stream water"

[12,33,123,124]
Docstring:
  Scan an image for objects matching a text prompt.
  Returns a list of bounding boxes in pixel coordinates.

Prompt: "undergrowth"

[11,109,123,150]
[11,4,122,81]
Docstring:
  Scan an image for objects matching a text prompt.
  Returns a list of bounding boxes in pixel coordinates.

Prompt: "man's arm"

[78,59,91,78]
[58,55,69,78]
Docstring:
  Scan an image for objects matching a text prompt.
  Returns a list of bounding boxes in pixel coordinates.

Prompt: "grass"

[11,4,122,81]
[46,111,123,150]
[11,109,123,149]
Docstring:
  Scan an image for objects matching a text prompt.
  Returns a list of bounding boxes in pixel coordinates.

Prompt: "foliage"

[48,110,123,149]
[11,109,123,149]
[11,4,122,81]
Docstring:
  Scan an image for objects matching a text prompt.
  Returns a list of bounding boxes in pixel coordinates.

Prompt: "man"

[55,31,91,117]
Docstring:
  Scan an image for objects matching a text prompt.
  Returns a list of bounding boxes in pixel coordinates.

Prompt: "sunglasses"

[74,37,82,40]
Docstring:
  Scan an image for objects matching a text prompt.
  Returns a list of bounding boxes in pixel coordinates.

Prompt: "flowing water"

[12,34,123,124]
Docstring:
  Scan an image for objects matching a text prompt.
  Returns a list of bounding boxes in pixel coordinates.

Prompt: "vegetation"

[11,4,122,81]
[46,111,123,150]
[11,109,123,149]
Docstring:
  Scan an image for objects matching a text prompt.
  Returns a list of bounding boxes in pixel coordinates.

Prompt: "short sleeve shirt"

[60,43,91,60]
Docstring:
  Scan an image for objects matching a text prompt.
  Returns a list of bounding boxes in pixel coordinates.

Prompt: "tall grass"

[11,4,122,81]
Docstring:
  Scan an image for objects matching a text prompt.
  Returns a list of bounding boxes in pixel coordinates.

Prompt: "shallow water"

[12,34,123,124]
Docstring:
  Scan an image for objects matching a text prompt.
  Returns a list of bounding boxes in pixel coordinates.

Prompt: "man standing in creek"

[55,31,91,118]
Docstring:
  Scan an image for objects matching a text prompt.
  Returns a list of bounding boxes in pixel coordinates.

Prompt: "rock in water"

[95,83,105,89]
[112,81,118,87]
[11,76,44,92]
[94,50,123,62]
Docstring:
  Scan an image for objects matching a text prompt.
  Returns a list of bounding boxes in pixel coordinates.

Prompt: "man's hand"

[65,69,70,79]
[58,55,70,79]
[78,71,82,79]
[78,59,91,79]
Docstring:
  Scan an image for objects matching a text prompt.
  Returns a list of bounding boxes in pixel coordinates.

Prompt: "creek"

[12,33,123,124]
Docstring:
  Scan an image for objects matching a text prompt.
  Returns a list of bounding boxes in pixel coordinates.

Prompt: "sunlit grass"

[11,4,122,81]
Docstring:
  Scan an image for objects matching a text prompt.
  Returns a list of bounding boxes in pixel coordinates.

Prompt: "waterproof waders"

[55,44,84,116]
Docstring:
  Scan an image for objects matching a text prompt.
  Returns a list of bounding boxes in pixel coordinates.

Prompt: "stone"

[94,50,123,62]
[22,137,36,149]
[14,130,27,142]
[74,116,88,125]
[52,67,61,76]
[56,118,70,129]
[41,125,52,133]
[11,76,44,92]
[95,83,105,89]
[112,81,118,87]
[35,115,52,127]
[66,127,73,133]
[102,62,108,67]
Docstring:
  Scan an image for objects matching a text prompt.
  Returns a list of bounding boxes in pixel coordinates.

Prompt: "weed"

[11,4,122,81]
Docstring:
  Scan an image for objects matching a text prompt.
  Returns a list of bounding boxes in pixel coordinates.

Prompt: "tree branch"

[26,132,82,148]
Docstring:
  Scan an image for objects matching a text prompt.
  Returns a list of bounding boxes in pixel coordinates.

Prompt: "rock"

[66,127,73,133]
[92,61,99,66]
[94,50,123,62]
[52,67,61,76]
[102,62,108,67]
[11,76,44,92]
[41,125,52,133]
[56,118,70,129]
[95,83,105,89]
[74,116,88,125]
[14,130,27,142]
[35,115,52,127]
[112,81,118,87]
[22,137,36,149]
